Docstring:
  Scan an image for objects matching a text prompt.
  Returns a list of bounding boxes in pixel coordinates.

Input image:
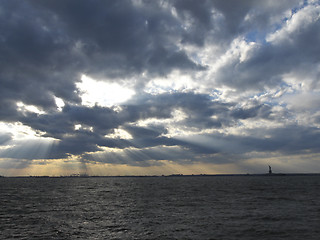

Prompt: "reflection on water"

[1,176,320,239]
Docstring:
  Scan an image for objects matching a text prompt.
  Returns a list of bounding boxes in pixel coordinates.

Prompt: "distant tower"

[268,165,272,174]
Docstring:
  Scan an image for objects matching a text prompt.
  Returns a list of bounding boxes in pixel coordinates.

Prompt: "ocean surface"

[0,175,319,239]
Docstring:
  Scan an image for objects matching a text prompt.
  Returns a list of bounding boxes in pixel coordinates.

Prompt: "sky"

[1,0,320,176]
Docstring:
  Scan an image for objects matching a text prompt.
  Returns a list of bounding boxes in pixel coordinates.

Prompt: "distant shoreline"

[1,173,320,178]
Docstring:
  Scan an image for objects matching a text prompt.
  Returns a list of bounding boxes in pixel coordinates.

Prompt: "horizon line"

[2,173,320,178]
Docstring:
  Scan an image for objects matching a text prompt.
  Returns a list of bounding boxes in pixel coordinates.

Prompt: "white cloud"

[282,92,320,111]
[105,129,133,140]
[16,102,45,115]
[54,97,65,111]
[267,4,320,44]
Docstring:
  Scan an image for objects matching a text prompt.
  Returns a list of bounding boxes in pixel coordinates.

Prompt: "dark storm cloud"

[1,0,302,117]
[0,0,308,119]
[0,0,205,123]
[32,0,205,76]
[207,125,320,159]
[18,105,121,140]
[0,100,21,122]
[210,0,301,35]
[172,0,301,46]
[172,0,214,46]
[0,0,81,114]
[124,125,167,138]
[248,125,320,154]
[230,104,273,120]
[11,91,289,161]
[1,0,320,171]
[127,92,235,129]
[164,125,320,164]
[83,145,194,166]
[50,130,106,158]
[82,123,320,166]
[14,92,233,157]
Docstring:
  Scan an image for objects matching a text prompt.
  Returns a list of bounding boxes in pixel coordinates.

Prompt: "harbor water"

[1,175,319,239]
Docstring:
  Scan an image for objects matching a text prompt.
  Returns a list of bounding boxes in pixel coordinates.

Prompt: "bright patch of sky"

[54,97,65,111]
[105,129,133,140]
[16,102,45,115]
[77,75,135,107]
[0,122,43,141]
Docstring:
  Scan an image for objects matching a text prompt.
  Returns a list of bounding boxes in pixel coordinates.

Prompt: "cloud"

[0,0,205,120]
[1,0,320,174]
[33,0,205,77]
[0,133,12,145]
[0,158,32,170]
[214,3,320,91]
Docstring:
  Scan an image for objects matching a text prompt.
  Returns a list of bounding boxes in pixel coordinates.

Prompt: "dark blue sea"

[1,175,319,239]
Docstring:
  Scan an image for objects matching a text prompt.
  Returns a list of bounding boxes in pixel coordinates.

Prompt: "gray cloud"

[0,158,32,170]
[1,87,314,164]
[81,124,320,166]
[1,0,320,173]
[0,0,205,122]
[7,91,296,162]
[172,0,301,46]
[32,0,205,76]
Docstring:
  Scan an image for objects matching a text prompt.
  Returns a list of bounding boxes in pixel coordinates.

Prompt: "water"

[1,175,319,239]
